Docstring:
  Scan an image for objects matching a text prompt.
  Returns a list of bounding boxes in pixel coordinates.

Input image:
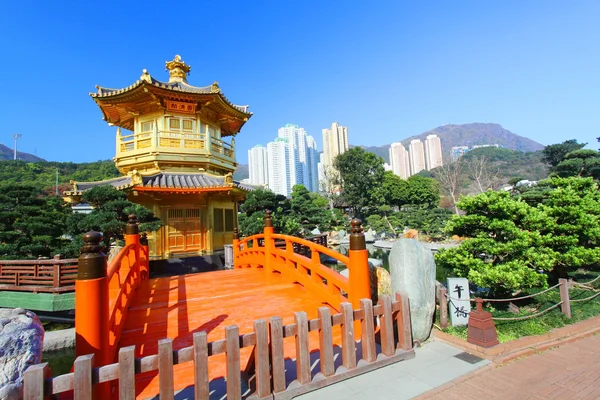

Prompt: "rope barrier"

[492,302,564,321]
[444,282,561,303]
[570,291,600,303]
[574,274,600,286]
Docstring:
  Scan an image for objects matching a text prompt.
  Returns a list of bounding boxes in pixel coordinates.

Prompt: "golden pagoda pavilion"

[66,55,253,259]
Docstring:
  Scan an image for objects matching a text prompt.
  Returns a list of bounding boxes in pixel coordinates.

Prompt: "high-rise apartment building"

[248,145,268,186]
[409,139,426,175]
[424,134,443,170]
[389,142,411,179]
[322,122,349,169]
[276,124,319,193]
[267,138,291,196]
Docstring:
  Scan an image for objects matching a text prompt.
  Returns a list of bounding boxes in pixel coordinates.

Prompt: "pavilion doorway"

[167,208,203,254]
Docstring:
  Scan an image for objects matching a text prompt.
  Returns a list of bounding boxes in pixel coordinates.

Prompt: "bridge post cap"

[233,227,239,240]
[475,298,484,312]
[349,218,366,250]
[125,214,139,235]
[140,232,149,246]
[264,210,273,228]
[78,230,106,280]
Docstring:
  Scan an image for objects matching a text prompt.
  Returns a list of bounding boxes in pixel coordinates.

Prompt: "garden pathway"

[417,333,600,399]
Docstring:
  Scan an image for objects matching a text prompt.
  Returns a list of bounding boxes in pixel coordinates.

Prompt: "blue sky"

[0,1,598,164]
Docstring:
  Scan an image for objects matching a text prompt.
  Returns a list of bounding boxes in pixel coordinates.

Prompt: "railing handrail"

[106,243,136,281]
[271,233,350,265]
[0,258,77,265]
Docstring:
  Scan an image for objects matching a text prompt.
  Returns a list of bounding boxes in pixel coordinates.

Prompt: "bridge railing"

[233,211,370,311]
[75,215,149,372]
[0,255,78,293]
[24,293,414,400]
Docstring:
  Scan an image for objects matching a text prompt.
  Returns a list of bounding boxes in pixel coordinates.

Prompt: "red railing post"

[124,214,141,281]
[263,210,274,274]
[140,232,149,279]
[348,218,370,338]
[75,231,109,367]
[232,228,240,268]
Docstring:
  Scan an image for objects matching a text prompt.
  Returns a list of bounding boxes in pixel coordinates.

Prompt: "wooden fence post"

[348,219,370,311]
[23,362,49,399]
[263,210,274,274]
[439,287,449,329]
[559,278,571,318]
[75,231,109,366]
[53,254,61,289]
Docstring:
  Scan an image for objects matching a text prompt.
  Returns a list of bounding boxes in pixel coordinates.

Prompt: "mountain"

[357,123,544,164]
[235,123,545,181]
[0,143,45,162]
[233,163,249,181]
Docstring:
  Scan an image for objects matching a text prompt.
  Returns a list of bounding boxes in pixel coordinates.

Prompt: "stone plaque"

[447,277,471,326]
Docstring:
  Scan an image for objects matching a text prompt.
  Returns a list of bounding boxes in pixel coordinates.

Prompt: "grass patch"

[439,270,600,343]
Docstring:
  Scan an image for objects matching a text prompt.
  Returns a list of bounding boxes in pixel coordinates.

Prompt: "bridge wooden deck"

[119,268,341,399]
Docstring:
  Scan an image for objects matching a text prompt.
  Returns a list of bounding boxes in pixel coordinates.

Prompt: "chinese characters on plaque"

[447,277,471,326]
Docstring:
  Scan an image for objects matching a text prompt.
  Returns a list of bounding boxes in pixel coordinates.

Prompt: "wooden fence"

[24,293,414,400]
[0,255,78,293]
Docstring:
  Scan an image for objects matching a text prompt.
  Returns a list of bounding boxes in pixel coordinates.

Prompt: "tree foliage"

[334,147,385,216]
[0,184,72,259]
[66,186,162,248]
[554,149,600,179]
[542,139,586,167]
[436,177,600,294]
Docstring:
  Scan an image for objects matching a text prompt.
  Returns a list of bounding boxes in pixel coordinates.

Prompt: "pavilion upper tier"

[90,55,252,176]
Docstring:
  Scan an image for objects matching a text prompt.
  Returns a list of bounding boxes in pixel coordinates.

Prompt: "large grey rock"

[0,308,45,400]
[389,238,436,343]
[338,229,346,239]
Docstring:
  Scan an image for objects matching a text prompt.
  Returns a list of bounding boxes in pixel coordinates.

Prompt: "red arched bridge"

[24,212,414,399]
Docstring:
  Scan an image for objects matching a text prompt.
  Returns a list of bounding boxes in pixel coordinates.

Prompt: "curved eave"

[90,81,252,133]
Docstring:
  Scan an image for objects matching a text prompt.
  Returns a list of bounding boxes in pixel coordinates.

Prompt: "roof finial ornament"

[210,81,220,93]
[140,68,152,83]
[165,54,191,83]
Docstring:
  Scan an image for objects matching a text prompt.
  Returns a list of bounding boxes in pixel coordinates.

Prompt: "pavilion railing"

[0,255,78,293]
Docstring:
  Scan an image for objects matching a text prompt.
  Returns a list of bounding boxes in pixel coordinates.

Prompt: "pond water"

[42,347,75,376]
[336,243,452,283]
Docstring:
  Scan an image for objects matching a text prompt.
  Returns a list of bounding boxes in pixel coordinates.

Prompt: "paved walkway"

[296,340,490,400]
[418,333,600,400]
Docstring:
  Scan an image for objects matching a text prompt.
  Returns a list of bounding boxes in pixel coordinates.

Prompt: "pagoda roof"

[90,55,252,135]
[65,172,255,196]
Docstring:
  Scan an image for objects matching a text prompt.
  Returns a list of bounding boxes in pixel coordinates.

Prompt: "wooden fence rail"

[0,255,78,293]
[24,293,414,400]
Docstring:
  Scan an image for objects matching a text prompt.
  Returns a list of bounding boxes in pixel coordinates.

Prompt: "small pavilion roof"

[65,172,255,196]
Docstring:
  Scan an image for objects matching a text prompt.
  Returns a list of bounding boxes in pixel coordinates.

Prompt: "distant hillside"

[233,164,249,181]
[0,160,120,193]
[357,123,544,164]
[0,143,45,162]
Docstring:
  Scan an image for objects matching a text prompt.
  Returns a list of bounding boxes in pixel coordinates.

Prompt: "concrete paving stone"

[410,357,481,388]
[422,340,465,357]
[343,362,409,393]
[296,381,357,400]
[381,374,434,399]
